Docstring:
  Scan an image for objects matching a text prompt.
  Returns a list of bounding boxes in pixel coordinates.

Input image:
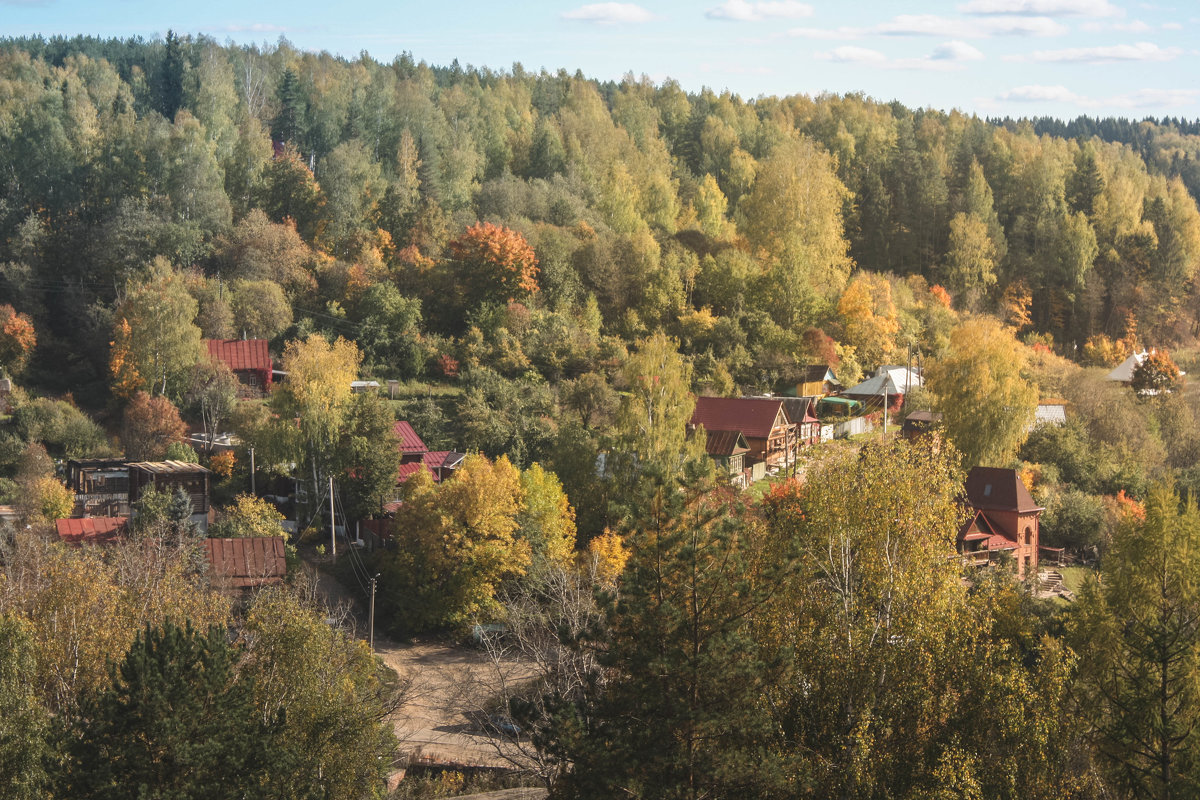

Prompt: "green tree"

[334,391,400,523]
[208,494,285,538]
[557,469,789,800]
[0,615,52,800]
[943,212,998,310]
[115,257,204,397]
[1071,487,1200,799]
[926,318,1038,468]
[230,279,293,340]
[66,620,271,800]
[238,588,400,800]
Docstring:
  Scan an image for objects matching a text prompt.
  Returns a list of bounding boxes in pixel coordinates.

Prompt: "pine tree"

[67,620,273,800]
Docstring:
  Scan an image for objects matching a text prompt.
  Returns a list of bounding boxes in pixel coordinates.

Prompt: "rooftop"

[127,460,212,475]
[691,396,790,439]
[965,467,1043,514]
[393,421,427,454]
[206,338,271,372]
[203,537,287,589]
[56,517,127,546]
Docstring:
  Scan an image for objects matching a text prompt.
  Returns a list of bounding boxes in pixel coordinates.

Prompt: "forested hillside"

[2,33,1199,404]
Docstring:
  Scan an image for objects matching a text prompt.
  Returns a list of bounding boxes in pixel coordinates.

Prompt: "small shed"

[56,517,127,547]
[67,458,131,517]
[902,410,943,440]
[203,536,288,593]
[128,461,211,531]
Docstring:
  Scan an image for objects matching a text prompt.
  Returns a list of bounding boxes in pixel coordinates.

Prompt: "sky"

[4,0,1197,120]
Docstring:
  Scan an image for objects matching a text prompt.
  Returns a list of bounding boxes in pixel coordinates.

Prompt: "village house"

[393,420,465,484]
[690,396,797,474]
[699,429,752,488]
[958,467,1043,579]
[67,458,131,517]
[780,365,841,398]
[205,338,273,398]
[128,461,212,533]
[901,410,942,441]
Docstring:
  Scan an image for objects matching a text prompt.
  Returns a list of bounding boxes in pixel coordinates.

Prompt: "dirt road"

[303,559,532,768]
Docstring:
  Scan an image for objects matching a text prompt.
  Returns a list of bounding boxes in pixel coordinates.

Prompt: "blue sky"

[4,0,1197,119]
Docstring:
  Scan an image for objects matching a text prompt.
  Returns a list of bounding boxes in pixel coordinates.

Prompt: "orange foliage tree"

[109,318,144,400]
[448,222,539,309]
[0,304,36,377]
[121,391,188,461]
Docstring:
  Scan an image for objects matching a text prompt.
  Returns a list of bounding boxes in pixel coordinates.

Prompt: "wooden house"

[206,338,273,398]
[690,397,796,472]
[699,429,751,488]
[128,461,211,532]
[958,467,1043,579]
[781,366,841,398]
[67,458,131,516]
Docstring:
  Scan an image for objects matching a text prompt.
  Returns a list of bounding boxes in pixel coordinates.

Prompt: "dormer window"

[983,484,992,497]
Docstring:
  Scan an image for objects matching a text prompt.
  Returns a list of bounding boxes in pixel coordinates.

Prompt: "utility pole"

[248,446,256,496]
[368,573,380,650]
[329,476,336,557]
[882,376,888,442]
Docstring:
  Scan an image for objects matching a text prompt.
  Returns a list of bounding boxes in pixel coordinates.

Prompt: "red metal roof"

[393,421,427,455]
[202,537,287,589]
[703,430,750,457]
[56,517,127,546]
[206,338,271,373]
[690,397,790,440]
[965,467,1043,514]
[397,461,432,483]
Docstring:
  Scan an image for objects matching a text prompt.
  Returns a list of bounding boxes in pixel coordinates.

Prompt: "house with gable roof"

[689,396,797,473]
[205,338,273,398]
[958,467,1044,579]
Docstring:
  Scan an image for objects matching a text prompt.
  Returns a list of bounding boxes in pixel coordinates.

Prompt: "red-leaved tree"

[448,222,539,309]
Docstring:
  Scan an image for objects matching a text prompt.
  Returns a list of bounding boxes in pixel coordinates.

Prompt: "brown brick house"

[958,467,1043,579]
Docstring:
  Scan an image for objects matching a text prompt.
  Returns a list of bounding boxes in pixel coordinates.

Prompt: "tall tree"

[926,318,1038,468]
[1071,487,1200,799]
[114,257,204,397]
[0,615,51,800]
[66,620,271,800]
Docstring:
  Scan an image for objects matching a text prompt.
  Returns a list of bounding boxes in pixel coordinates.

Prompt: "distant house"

[206,338,272,398]
[422,450,465,482]
[56,517,127,547]
[876,365,923,390]
[698,429,751,488]
[780,366,841,398]
[958,467,1043,579]
[1105,351,1146,384]
[203,536,287,593]
[350,380,380,394]
[392,421,465,484]
[842,372,908,408]
[1033,399,1067,429]
[901,410,942,441]
[690,397,797,472]
[67,458,131,517]
[128,461,211,532]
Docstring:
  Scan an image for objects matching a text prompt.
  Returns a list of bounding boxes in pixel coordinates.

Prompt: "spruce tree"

[67,620,273,800]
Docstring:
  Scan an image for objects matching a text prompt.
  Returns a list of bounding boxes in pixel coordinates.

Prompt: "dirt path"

[302,558,533,768]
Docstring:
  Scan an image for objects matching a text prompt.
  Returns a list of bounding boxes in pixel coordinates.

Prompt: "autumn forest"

[4,31,1200,800]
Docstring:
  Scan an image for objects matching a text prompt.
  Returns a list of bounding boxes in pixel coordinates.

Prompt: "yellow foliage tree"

[108,317,144,400]
[838,274,899,370]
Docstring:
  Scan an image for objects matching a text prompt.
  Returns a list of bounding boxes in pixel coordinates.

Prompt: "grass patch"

[1057,565,1095,595]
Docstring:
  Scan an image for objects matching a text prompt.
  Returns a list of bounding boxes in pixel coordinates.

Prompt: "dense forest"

[5,32,1200,799]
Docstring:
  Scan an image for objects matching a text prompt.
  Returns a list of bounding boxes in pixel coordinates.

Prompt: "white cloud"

[1013,41,1181,62]
[787,25,860,39]
[959,0,1122,16]
[1162,21,1182,29]
[706,0,814,21]
[1113,88,1200,108]
[817,45,888,63]
[790,13,1065,39]
[815,42,984,70]
[875,14,1067,37]
[931,40,986,60]
[998,84,1084,102]
[561,3,656,24]
[994,85,1198,109]
[208,23,292,33]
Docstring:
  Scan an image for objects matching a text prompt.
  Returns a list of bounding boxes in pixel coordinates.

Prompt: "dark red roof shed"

[56,517,127,546]
[202,537,287,590]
